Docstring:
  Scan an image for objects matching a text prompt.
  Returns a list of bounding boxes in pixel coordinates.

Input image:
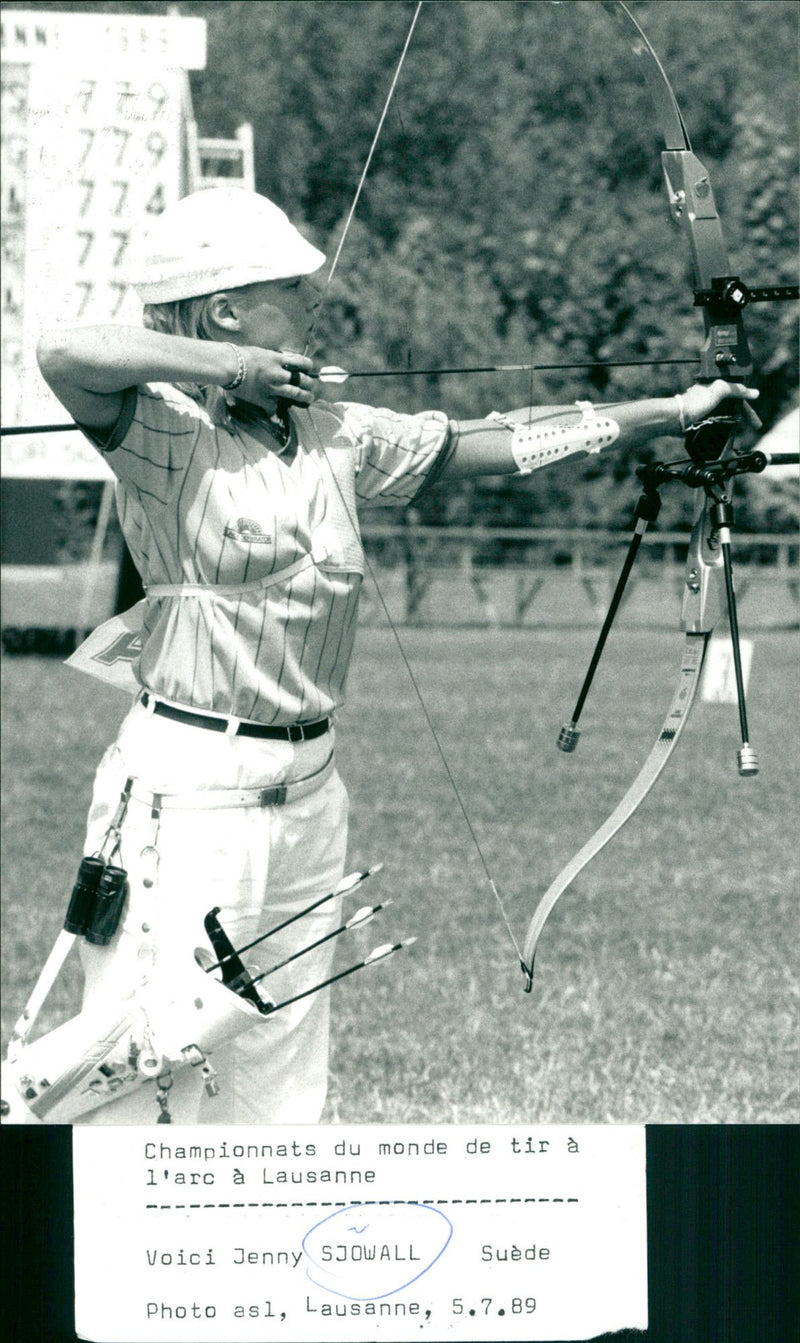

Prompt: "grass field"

[1,623,797,1125]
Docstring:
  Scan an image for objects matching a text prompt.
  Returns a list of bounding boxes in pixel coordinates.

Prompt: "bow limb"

[521,499,723,987]
[521,639,706,987]
[521,2,753,989]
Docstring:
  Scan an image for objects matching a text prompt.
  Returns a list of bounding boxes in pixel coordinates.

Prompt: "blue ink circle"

[302,1203,453,1301]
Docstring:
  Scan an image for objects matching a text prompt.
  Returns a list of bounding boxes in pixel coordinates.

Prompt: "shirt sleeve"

[79,383,205,500]
[336,402,452,507]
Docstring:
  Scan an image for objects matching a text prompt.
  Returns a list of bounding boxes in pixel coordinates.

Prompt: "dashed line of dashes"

[145,1197,580,1210]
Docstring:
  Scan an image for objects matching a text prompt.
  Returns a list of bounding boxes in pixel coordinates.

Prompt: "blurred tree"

[18,0,799,532]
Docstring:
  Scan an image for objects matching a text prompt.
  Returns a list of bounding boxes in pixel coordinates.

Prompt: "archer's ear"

[205,292,241,334]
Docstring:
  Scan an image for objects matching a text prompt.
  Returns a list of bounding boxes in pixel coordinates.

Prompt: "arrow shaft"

[204,868,379,973]
[268,942,407,1014]
[245,903,386,988]
[319,357,697,382]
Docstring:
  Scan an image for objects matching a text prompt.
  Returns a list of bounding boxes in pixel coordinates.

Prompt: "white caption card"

[73,1124,647,1342]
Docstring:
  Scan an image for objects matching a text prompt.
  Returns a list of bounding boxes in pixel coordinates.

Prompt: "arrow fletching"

[207,864,384,970]
[364,937,416,966]
[336,863,383,894]
[345,899,392,930]
[268,937,415,1014]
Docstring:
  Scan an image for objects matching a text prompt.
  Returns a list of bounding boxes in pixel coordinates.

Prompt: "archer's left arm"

[442,380,758,478]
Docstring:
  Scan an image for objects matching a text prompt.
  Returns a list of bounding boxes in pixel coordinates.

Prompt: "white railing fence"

[356,524,799,629]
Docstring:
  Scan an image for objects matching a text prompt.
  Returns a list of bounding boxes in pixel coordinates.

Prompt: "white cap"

[126,188,326,304]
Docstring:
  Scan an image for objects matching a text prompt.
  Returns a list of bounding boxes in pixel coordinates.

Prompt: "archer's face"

[233,276,322,354]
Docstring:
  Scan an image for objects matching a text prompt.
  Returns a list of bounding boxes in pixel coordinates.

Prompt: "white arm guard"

[488,401,620,475]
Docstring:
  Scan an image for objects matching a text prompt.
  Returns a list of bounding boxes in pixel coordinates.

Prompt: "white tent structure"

[758,406,799,479]
[750,406,798,532]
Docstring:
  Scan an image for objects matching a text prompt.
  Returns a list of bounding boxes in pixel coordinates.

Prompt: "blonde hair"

[142,294,227,423]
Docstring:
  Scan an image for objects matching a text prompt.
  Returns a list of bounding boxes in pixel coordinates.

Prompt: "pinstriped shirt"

[93,385,450,724]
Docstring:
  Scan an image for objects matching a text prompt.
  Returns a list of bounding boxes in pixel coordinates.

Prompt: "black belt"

[140,693,331,742]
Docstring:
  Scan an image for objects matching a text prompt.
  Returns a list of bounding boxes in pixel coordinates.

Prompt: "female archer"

[35,187,758,1124]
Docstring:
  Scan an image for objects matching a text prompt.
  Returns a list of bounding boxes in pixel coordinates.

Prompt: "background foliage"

[19,0,799,533]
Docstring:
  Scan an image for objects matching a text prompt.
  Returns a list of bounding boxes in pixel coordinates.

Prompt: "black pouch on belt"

[63,856,128,943]
[63,856,107,936]
[63,777,133,944]
[83,864,129,945]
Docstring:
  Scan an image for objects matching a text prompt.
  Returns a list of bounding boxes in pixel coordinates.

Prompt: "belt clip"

[225,716,241,737]
[260,784,288,807]
[287,724,305,742]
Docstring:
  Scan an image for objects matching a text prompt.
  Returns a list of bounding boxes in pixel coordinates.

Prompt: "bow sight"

[693,277,799,315]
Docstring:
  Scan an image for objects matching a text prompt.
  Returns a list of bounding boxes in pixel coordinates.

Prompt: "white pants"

[76,701,348,1125]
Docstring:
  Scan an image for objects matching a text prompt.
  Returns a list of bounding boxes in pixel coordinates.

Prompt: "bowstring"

[313,448,525,965]
[303,0,423,356]
[296,0,525,967]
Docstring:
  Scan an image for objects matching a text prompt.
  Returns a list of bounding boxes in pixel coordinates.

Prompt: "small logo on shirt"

[224,517,273,544]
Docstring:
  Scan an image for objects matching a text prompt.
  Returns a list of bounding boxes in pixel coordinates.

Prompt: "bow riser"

[662,149,753,382]
[681,497,725,636]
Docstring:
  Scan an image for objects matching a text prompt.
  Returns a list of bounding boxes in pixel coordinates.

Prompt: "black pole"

[557,484,662,752]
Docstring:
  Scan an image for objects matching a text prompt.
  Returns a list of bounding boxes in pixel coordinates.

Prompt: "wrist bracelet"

[675,393,687,434]
[222,343,246,391]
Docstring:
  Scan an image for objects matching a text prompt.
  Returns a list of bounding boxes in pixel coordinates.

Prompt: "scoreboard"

[1,9,206,479]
